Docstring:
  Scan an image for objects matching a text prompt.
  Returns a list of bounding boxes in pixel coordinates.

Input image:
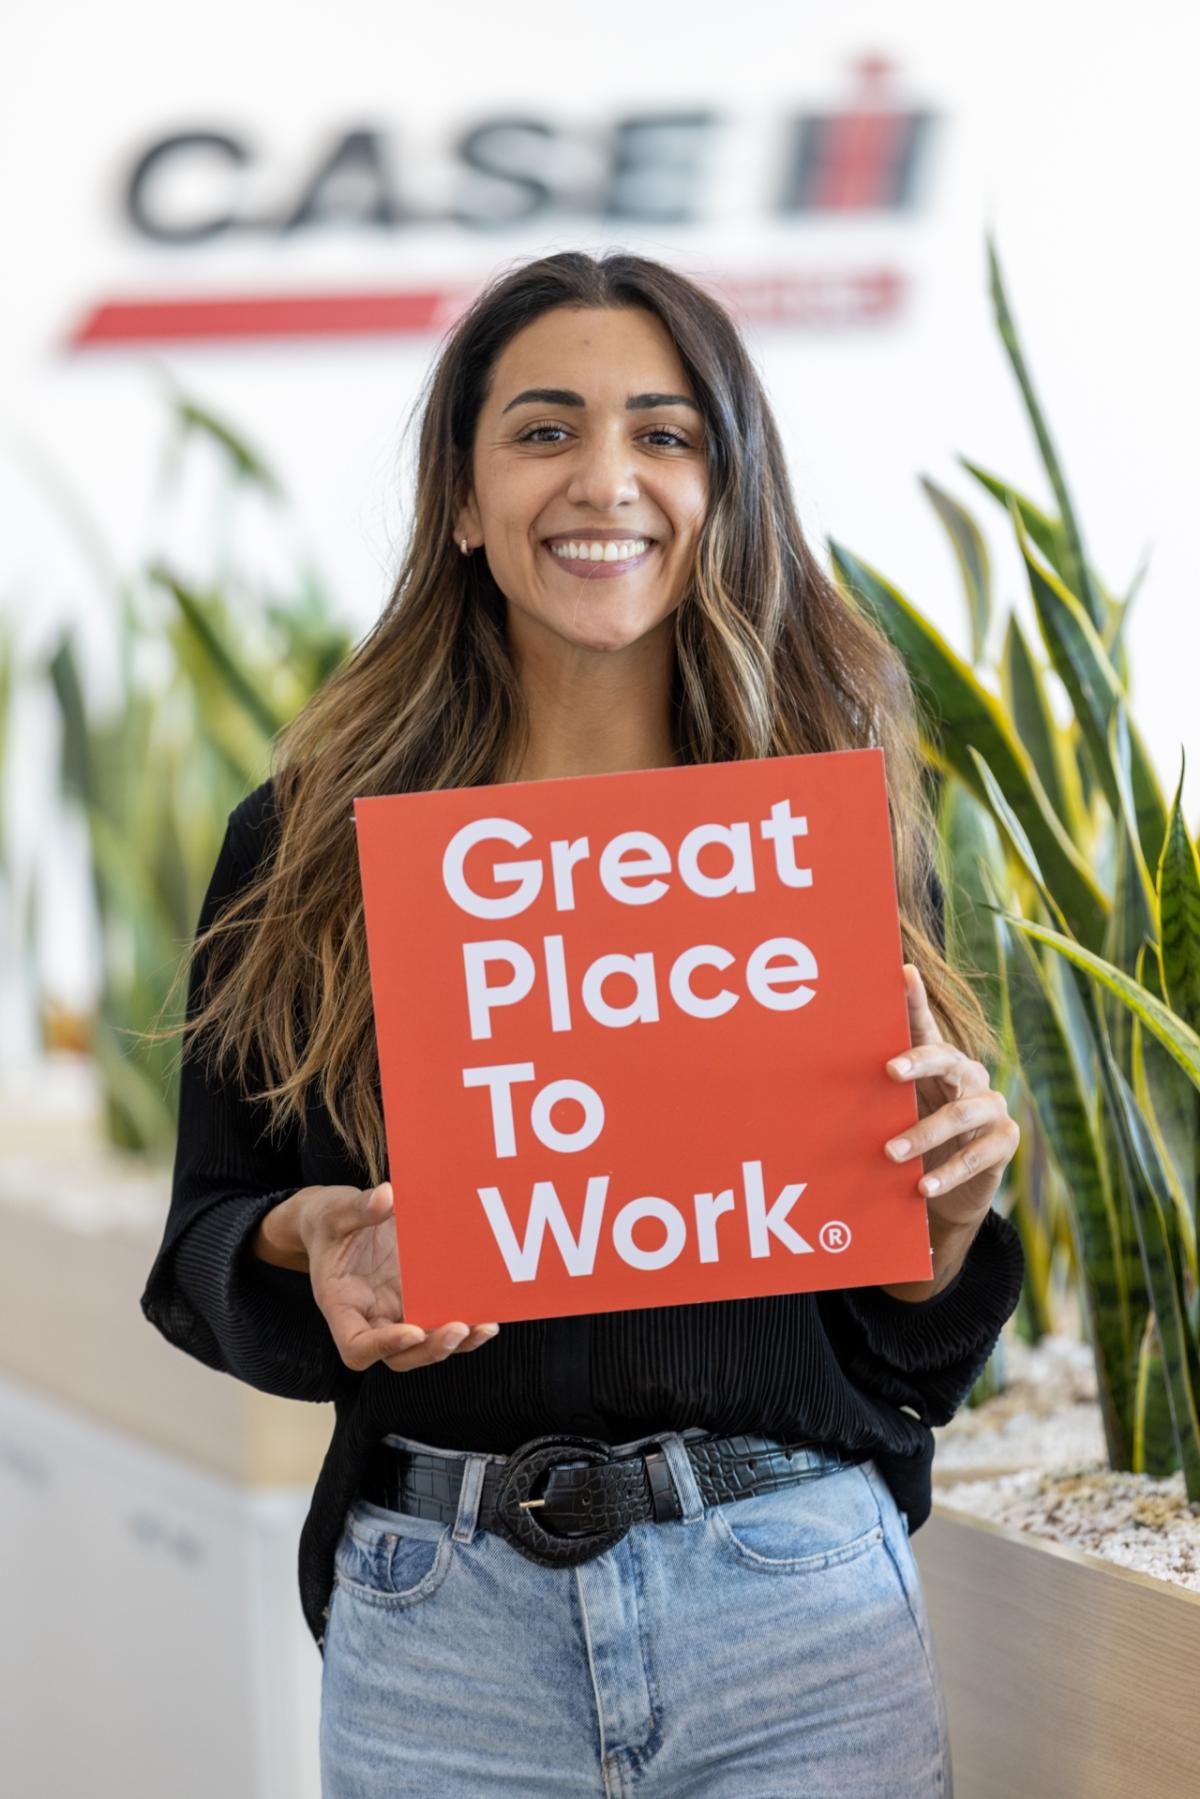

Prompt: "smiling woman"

[454,305,711,728]
[139,249,1024,1797]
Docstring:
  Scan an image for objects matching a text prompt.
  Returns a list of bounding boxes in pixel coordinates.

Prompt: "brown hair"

[151,250,997,1185]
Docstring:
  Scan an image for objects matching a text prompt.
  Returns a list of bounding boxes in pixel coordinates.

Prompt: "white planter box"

[0,1084,331,1799]
[0,1373,323,1799]
[913,1501,1200,1799]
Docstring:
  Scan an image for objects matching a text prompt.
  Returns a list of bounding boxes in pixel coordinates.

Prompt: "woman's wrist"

[877,1210,984,1303]
[250,1190,311,1273]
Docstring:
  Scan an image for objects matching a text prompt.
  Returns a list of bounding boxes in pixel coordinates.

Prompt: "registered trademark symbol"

[819,1220,852,1253]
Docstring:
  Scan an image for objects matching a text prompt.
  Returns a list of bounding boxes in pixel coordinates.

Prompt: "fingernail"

[890,1058,912,1075]
[479,1324,500,1338]
[444,1327,468,1348]
[888,1138,911,1159]
[922,1176,940,1194]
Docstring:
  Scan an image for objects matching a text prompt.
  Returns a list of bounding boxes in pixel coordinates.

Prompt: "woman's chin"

[563,613,674,653]
[509,598,675,656]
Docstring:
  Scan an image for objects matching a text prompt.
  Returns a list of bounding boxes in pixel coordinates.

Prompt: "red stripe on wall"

[69,288,475,347]
[67,271,906,349]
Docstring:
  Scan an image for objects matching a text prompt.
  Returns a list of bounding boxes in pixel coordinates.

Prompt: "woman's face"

[456,305,710,658]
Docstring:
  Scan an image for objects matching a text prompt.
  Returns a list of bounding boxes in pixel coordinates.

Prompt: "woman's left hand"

[883,963,1020,1228]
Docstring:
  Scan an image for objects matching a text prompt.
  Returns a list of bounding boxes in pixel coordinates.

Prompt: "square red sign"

[355,748,931,1324]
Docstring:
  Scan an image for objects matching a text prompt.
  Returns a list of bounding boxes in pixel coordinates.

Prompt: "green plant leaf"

[1105,1053,1200,1494]
[1015,507,1167,879]
[1134,1312,1183,1475]
[985,230,1107,633]
[957,460,1074,587]
[1000,612,1086,840]
[1107,702,1157,928]
[91,1010,175,1155]
[161,385,284,496]
[1003,915,1200,1093]
[151,565,286,740]
[1101,744,1155,1081]
[919,474,992,663]
[1006,1115,1055,1342]
[997,907,1134,1462]
[829,540,1107,946]
[938,779,1006,1039]
[964,745,1074,940]
[1132,943,1198,1276]
[47,636,96,810]
[1104,545,1151,682]
[1158,753,1200,1036]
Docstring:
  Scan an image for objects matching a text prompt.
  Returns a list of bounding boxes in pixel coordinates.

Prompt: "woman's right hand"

[254,1182,500,1374]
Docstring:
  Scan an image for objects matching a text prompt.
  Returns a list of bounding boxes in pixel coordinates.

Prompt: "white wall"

[3,0,1198,1037]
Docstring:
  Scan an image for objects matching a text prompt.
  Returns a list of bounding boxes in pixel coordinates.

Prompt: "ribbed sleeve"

[169,1189,350,1403]
[818,1205,1025,1426]
[139,802,351,1406]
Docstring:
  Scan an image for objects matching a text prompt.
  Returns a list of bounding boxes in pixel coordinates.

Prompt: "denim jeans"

[320,1425,951,1796]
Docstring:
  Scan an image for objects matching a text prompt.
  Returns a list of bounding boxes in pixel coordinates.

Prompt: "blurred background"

[2,5,1198,1796]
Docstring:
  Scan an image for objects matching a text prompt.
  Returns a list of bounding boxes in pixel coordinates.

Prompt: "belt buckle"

[493,1433,629,1567]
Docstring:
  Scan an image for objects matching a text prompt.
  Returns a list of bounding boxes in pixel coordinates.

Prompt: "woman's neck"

[507,628,679,784]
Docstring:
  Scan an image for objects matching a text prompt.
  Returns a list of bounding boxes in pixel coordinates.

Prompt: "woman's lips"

[541,540,658,580]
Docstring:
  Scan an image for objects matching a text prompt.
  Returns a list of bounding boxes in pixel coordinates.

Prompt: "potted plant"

[832,232,1200,1795]
[25,387,354,1156]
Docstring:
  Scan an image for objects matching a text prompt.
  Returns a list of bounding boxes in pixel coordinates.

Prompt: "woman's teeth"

[548,538,651,562]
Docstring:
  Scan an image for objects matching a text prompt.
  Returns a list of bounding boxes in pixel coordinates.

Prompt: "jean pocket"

[712,1462,884,1573]
[333,1498,455,1609]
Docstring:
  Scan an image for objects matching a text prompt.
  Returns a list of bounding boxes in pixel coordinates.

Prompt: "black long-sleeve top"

[140,779,1025,1653]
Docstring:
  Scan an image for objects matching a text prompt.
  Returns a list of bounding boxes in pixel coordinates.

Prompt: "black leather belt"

[358,1430,871,1569]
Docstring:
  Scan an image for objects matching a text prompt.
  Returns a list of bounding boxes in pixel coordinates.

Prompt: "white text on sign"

[475,1158,815,1280]
[441,801,813,918]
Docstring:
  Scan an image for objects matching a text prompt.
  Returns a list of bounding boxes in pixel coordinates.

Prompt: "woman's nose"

[564,432,640,511]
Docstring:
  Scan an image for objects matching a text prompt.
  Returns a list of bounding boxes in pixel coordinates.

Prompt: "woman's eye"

[514,425,692,448]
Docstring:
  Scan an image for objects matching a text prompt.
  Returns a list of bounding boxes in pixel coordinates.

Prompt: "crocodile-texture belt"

[357,1430,871,1569]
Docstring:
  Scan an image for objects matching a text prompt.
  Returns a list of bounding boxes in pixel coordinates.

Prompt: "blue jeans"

[320,1426,951,1796]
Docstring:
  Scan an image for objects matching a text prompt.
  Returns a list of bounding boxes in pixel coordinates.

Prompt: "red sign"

[354,749,930,1325]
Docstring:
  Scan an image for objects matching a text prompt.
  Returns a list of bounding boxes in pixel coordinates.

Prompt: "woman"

[142,251,1023,1796]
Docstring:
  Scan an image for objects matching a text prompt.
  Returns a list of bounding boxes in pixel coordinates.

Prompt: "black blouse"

[140,779,1025,1652]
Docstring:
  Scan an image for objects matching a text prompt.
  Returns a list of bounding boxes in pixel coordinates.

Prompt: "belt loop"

[452,1454,487,1543]
[655,1431,704,1523]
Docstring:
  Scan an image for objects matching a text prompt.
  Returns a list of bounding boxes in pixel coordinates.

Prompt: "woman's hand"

[883,963,1020,1227]
[255,1182,501,1374]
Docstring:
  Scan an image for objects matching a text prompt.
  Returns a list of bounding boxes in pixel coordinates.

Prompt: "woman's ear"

[453,492,482,551]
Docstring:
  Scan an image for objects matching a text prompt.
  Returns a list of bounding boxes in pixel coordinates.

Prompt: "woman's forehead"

[486,306,692,405]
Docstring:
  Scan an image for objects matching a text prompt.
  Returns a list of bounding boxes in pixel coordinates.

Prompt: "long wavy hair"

[153,250,997,1186]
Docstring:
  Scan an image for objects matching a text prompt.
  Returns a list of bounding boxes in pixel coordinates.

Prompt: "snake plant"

[831,232,1200,1493]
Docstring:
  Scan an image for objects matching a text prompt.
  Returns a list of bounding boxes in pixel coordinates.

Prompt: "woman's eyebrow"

[500,387,701,415]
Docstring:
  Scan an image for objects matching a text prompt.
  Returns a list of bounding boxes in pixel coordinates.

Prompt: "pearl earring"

[459,537,469,555]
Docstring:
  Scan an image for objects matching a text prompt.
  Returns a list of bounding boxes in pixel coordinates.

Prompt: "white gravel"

[937,1464,1200,1592]
[933,1330,1105,1473]
[932,1328,1200,1594]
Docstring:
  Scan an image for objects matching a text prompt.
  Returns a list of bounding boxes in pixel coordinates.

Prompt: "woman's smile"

[541,532,659,579]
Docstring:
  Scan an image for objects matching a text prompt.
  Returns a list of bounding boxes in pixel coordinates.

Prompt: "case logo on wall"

[72,58,941,347]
